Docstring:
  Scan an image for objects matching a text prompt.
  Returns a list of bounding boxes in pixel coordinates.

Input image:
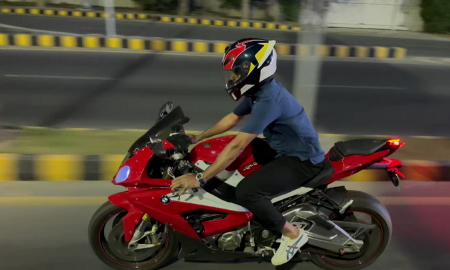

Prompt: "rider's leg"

[236,155,324,265]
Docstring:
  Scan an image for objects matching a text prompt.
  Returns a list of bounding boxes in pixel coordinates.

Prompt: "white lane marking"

[4,74,115,80]
[418,58,447,65]
[0,22,83,36]
[307,85,405,90]
[80,26,105,30]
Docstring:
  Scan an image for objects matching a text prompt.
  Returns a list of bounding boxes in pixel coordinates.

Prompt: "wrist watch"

[196,173,207,185]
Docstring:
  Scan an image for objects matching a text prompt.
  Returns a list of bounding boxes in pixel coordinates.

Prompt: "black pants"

[235,156,324,232]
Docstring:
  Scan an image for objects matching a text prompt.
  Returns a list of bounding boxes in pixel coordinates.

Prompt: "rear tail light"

[387,139,405,147]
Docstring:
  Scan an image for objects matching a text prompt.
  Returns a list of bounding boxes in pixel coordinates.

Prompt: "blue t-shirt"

[234,79,325,164]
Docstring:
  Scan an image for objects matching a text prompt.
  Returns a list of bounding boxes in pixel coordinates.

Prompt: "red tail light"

[387,139,405,147]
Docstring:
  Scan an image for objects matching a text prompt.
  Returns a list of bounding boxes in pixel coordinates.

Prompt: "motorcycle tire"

[310,191,392,270]
[88,201,178,270]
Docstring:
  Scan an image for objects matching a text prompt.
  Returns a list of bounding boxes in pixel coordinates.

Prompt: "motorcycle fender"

[109,192,144,242]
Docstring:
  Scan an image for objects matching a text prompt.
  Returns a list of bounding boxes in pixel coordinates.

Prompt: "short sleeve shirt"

[234,79,325,164]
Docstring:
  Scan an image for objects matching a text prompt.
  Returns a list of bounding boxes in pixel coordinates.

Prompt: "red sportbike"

[89,102,405,270]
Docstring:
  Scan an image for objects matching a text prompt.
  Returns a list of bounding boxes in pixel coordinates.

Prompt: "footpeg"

[339,199,353,214]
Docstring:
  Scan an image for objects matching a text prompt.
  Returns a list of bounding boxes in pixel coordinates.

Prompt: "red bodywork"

[109,136,403,242]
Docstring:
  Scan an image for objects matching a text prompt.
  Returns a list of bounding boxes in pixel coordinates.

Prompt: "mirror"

[156,101,173,123]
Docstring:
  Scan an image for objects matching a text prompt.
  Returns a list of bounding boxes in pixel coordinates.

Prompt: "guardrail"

[0,33,408,58]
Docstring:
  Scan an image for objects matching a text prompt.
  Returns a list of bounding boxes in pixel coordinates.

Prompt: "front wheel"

[88,201,178,270]
[310,191,392,270]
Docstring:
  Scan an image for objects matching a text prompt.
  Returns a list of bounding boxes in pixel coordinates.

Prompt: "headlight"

[115,166,130,183]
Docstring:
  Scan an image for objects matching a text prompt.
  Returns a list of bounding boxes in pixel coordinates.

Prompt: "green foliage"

[279,0,300,22]
[221,0,242,9]
[421,0,450,33]
[133,0,178,12]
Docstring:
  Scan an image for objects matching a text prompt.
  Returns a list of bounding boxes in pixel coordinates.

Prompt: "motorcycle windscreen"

[128,106,190,153]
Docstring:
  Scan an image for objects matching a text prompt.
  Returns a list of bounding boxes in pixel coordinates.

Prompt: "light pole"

[105,0,117,37]
[292,0,327,127]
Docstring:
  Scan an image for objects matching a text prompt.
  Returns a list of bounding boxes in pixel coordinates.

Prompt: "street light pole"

[105,0,117,37]
[292,0,326,127]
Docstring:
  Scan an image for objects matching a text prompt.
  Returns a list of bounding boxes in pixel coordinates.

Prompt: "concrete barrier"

[0,153,448,181]
[0,33,408,58]
[0,7,300,31]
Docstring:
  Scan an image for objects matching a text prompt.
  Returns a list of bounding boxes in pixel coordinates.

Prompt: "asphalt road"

[1,13,450,57]
[0,181,449,270]
[1,49,450,136]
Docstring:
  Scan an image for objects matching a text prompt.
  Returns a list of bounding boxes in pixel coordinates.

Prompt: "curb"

[0,154,448,181]
[0,34,408,58]
[0,7,300,31]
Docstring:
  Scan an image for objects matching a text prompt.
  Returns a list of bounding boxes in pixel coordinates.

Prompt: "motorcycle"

[89,102,405,270]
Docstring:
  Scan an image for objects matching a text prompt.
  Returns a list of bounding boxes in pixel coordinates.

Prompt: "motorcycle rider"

[171,38,326,265]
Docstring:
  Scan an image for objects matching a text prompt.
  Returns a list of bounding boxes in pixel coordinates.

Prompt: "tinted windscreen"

[128,106,190,152]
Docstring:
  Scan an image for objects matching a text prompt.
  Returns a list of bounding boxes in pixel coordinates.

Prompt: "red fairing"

[372,158,402,168]
[108,192,145,242]
[190,136,235,164]
[113,146,173,190]
[238,154,263,177]
[190,135,254,172]
[109,188,252,241]
[203,212,253,237]
[325,150,390,184]
[112,146,154,186]
[162,141,174,149]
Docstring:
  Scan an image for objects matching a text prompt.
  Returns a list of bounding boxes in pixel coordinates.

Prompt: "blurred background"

[0,0,450,269]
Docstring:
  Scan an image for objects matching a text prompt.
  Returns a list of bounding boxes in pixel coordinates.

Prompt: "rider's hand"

[189,134,200,144]
[170,173,200,195]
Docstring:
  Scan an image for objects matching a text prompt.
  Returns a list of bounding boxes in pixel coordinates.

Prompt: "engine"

[217,226,248,251]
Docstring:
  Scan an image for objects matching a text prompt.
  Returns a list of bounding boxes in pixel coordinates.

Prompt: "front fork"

[128,213,161,250]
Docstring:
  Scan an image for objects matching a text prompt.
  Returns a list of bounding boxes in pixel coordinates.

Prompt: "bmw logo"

[161,196,170,204]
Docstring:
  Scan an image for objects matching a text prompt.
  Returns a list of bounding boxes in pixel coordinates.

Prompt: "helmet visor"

[224,66,247,90]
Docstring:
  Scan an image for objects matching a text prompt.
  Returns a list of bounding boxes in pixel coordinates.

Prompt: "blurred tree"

[242,0,250,19]
[421,0,450,33]
[221,0,242,9]
[37,0,46,7]
[133,0,178,12]
[178,0,189,15]
[265,0,280,21]
[279,0,300,22]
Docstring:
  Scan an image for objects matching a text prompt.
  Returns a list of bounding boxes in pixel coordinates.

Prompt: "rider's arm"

[202,132,258,181]
[196,113,244,142]
[195,98,252,142]
[202,100,281,181]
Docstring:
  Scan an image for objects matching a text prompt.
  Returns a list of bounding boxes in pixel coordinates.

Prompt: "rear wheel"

[88,201,178,270]
[310,191,391,270]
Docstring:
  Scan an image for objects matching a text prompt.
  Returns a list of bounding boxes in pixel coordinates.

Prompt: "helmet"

[222,38,277,101]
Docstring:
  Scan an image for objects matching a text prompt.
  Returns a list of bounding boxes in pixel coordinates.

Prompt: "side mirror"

[156,101,173,123]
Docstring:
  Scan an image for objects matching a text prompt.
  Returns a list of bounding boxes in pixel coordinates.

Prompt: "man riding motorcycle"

[171,38,326,266]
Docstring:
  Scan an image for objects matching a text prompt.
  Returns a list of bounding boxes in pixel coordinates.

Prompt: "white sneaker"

[271,229,308,266]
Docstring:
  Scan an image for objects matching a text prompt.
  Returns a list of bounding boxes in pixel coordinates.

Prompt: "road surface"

[0,181,449,270]
[1,13,450,57]
[1,49,450,136]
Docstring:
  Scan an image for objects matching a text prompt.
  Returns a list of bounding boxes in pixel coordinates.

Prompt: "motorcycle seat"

[335,139,387,157]
[304,158,334,188]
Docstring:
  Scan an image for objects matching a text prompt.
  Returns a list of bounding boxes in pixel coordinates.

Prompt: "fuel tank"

[189,135,262,177]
